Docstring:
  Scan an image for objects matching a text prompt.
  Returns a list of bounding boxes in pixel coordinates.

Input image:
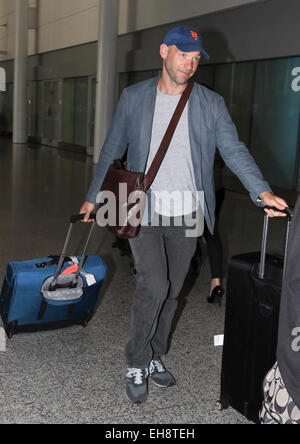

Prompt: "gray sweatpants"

[126,220,197,368]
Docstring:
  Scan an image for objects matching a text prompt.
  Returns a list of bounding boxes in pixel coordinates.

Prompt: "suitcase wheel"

[5,320,18,339]
[81,311,94,328]
[216,399,230,411]
[82,318,89,328]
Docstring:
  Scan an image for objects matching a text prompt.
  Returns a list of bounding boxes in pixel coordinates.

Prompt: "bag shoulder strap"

[143,81,194,191]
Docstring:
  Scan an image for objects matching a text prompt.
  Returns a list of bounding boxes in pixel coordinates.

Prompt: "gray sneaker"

[149,358,176,388]
[126,367,149,404]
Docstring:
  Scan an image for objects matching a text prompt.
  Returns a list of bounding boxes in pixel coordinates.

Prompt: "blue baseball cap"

[163,25,209,60]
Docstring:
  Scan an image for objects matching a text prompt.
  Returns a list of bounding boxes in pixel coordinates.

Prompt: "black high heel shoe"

[207,285,224,306]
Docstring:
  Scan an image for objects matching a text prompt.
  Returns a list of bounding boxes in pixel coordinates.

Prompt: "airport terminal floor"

[0,138,292,424]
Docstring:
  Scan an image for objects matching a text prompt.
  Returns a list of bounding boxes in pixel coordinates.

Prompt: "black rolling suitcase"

[218,207,292,423]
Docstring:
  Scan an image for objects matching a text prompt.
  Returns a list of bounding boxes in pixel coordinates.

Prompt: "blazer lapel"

[189,84,214,230]
[138,77,158,172]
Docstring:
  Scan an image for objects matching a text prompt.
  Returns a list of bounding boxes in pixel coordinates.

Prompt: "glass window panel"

[251,57,300,190]
[31,82,37,136]
[90,77,96,147]
[119,73,130,97]
[129,70,159,86]
[0,90,5,134]
[4,83,13,133]
[42,80,61,142]
[194,65,215,89]
[43,81,53,139]
[214,64,234,107]
[52,81,61,141]
[231,62,255,147]
[62,79,75,144]
[119,70,159,96]
[37,81,43,137]
[28,81,38,137]
[74,77,88,146]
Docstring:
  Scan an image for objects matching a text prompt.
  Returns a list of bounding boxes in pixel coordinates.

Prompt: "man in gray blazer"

[80,25,287,404]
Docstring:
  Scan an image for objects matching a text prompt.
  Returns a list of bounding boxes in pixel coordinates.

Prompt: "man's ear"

[160,43,169,59]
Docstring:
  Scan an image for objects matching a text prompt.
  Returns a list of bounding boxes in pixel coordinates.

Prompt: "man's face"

[160,44,201,86]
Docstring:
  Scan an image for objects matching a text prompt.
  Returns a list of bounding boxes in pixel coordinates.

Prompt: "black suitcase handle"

[263,206,293,220]
[259,206,293,280]
[70,213,97,223]
[36,255,72,269]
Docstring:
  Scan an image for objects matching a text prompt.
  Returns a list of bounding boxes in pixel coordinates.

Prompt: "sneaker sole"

[126,392,148,404]
[150,378,176,388]
[125,387,148,404]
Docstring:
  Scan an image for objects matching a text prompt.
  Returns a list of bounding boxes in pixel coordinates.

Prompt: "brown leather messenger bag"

[98,81,194,239]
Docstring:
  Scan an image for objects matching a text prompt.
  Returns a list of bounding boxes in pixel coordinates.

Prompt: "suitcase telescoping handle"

[50,213,97,291]
[259,206,293,280]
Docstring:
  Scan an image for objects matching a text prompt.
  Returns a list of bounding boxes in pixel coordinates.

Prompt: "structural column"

[13,0,28,144]
[93,0,119,164]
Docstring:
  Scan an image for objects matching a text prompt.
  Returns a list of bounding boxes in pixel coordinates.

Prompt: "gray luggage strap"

[39,214,96,317]
[50,214,97,292]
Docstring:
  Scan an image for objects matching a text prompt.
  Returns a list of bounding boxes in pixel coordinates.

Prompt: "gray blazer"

[86,77,271,233]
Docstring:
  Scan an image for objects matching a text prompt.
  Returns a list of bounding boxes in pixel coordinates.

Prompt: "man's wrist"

[259,191,274,202]
[259,191,273,198]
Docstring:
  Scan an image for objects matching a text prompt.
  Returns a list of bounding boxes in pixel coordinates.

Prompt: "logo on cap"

[190,31,199,41]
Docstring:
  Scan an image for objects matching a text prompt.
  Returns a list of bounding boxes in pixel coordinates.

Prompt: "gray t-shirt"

[145,88,200,217]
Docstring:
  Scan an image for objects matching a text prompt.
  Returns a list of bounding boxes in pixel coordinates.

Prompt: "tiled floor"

[0,139,292,424]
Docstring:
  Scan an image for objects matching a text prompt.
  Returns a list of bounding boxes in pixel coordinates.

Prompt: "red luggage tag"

[61,264,78,275]
[60,259,96,286]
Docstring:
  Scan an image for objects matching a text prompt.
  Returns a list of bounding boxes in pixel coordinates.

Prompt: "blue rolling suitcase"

[0,214,107,338]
